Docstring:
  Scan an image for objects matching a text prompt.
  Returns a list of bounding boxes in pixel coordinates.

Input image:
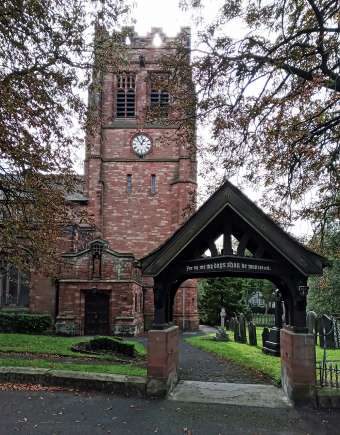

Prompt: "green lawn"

[0,333,146,377]
[251,327,340,362]
[0,333,146,359]
[0,357,146,376]
[185,328,340,386]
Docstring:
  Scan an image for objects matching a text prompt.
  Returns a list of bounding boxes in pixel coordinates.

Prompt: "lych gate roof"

[141,180,328,277]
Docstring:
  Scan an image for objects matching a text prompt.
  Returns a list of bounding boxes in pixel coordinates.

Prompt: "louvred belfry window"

[116,73,135,118]
[150,73,170,115]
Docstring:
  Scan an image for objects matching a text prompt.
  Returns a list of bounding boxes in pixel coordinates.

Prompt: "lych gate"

[141,180,328,404]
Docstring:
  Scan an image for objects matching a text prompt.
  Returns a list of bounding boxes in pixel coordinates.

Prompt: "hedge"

[0,312,52,333]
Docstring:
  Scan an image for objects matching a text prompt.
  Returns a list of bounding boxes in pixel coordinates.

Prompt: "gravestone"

[233,319,240,342]
[229,317,236,332]
[281,301,286,326]
[262,327,269,348]
[263,290,282,356]
[215,326,229,342]
[333,318,340,348]
[220,307,226,328]
[248,321,257,346]
[318,314,336,349]
[306,311,317,343]
[225,318,230,330]
[239,314,247,344]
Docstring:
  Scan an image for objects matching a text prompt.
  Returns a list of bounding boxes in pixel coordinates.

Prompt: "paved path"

[179,331,271,384]
[0,388,338,435]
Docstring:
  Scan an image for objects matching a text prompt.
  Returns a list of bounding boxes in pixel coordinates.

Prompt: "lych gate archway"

[141,181,328,404]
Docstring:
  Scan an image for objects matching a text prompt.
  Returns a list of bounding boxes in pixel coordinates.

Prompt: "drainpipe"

[182,287,185,331]
[54,278,60,322]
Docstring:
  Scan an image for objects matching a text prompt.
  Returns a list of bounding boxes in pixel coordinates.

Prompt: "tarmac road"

[0,387,338,435]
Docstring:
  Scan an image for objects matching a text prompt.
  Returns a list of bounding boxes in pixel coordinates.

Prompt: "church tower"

[84,27,199,331]
[85,27,197,256]
[52,27,199,336]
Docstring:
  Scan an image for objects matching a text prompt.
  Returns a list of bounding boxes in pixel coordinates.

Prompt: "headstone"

[215,326,229,342]
[225,319,230,330]
[262,290,282,356]
[282,301,286,326]
[334,318,340,348]
[274,290,283,329]
[262,327,269,348]
[229,317,235,332]
[306,311,317,343]
[233,319,240,342]
[318,314,336,349]
[220,307,226,328]
[248,321,257,346]
[238,314,247,344]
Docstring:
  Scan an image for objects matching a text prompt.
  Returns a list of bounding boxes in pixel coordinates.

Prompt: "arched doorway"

[141,180,328,404]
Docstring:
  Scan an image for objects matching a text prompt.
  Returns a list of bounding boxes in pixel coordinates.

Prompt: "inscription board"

[182,256,276,276]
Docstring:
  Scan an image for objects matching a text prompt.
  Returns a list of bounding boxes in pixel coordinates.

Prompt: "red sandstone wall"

[29,274,56,316]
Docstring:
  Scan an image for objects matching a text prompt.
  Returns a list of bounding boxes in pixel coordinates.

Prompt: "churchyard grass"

[0,357,146,377]
[249,327,340,361]
[0,333,146,358]
[0,333,146,377]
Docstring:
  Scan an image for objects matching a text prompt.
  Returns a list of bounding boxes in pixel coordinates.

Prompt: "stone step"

[168,380,291,408]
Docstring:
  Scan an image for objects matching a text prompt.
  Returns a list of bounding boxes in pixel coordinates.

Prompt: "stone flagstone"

[168,381,291,409]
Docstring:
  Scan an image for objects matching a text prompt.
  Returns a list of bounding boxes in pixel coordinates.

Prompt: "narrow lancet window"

[151,174,157,194]
[127,174,132,193]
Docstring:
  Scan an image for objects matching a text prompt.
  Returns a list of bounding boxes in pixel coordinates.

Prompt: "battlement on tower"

[119,26,191,50]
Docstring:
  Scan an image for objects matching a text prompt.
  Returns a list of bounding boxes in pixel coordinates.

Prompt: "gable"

[141,181,328,277]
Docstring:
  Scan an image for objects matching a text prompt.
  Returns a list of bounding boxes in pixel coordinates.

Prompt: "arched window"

[116,74,135,118]
[0,263,30,307]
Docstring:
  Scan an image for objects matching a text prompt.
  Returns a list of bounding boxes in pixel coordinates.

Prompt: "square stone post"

[146,325,179,397]
[280,327,316,406]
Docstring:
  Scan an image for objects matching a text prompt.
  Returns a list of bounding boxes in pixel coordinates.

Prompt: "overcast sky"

[133,0,192,35]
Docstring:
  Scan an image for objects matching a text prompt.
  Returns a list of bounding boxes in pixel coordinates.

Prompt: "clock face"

[131,134,152,157]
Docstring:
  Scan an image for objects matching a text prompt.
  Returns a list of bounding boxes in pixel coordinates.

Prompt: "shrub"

[0,311,52,334]
[72,336,136,357]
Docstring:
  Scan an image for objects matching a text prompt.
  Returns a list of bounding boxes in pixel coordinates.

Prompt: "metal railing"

[316,360,340,388]
[316,321,340,388]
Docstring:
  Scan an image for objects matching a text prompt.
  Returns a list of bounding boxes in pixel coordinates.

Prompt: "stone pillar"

[280,327,316,406]
[146,325,179,397]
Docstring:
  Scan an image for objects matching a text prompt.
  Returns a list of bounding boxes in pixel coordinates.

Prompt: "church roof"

[141,180,328,277]
[64,175,88,203]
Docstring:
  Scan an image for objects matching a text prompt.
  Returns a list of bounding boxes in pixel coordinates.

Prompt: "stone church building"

[2,27,199,336]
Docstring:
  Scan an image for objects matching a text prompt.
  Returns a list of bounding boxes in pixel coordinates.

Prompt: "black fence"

[316,360,340,388]
[315,317,340,389]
